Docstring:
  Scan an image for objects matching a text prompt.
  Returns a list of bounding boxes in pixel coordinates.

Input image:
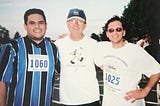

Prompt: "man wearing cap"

[55,8,102,106]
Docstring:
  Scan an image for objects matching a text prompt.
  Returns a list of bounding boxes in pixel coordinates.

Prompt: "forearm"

[144,73,160,94]
[124,73,159,102]
[0,82,6,106]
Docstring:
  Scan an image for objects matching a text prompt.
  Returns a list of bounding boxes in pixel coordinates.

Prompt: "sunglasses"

[68,18,85,24]
[107,27,123,33]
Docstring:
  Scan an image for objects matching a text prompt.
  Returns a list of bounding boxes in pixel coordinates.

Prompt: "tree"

[0,25,10,45]
[121,0,160,42]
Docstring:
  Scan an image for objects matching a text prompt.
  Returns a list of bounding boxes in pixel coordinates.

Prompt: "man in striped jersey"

[0,8,60,106]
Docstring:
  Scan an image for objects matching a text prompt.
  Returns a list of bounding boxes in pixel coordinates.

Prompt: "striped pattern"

[0,36,59,106]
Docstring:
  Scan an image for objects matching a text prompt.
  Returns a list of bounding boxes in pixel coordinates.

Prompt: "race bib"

[28,54,49,72]
[104,67,122,93]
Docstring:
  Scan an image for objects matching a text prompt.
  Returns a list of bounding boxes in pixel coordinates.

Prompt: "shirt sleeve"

[94,42,104,67]
[135,46,160,77]
[0,44,16,85]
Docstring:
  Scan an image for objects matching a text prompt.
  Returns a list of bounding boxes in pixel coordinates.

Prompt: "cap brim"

[67,16,85,22]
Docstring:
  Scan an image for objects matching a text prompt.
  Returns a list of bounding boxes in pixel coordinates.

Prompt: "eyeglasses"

[107,27,123,33]
[67,19,85,24]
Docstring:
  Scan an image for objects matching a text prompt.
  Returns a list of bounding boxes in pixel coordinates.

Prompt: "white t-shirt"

[98,42,160,106]
[55,36,102,105]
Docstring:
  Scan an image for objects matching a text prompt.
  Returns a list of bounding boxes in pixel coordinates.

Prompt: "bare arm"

[124,73,160,103]
[58,33,68,39]
[0,82,6,106]
[142,73,160,95]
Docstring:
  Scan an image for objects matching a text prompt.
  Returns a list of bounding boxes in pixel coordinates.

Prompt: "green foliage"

[121,0,160,42]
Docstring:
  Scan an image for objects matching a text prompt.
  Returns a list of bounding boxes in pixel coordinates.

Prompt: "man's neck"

[112,40,126,48]
[70,33,84,41]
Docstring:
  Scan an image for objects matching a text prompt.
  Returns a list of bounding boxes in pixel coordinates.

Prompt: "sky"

[0,0,130,40]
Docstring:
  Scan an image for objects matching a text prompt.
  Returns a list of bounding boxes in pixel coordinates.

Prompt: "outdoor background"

[0,0,130,40]
[0,0,160,106]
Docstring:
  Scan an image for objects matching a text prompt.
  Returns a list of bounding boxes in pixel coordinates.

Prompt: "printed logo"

[69,47,84,64]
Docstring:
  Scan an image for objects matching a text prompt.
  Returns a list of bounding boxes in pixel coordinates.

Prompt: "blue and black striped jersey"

[0,36,60,106]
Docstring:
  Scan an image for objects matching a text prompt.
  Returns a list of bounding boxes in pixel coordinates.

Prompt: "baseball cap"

[67,8,86,22]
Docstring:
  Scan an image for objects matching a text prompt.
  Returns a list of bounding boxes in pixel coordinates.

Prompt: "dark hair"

[103,15,125,32]
[24,8,47,24]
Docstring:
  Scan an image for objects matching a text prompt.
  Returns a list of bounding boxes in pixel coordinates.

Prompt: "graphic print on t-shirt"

[69,47,84,64]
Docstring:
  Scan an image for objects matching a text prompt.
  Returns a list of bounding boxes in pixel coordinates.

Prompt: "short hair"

[24,8,47,24]
[103,15,125,32]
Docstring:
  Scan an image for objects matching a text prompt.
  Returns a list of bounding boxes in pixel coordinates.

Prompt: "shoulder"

[0,42,17,58]
[97,41,110,47]
[126,43,150,56]
[4,39,19,51]
[44,38,57,48]
[54,36,69,46]
[96,41,111,52]
[83,36,98,45]
[98,41,110,45]
[127,42,142,48]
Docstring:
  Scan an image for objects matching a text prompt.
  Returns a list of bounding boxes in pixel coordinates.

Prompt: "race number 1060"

[30,59,48,68]
[28,54,49,72]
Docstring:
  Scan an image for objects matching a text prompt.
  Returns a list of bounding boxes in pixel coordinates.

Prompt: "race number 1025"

[105,73,120,85]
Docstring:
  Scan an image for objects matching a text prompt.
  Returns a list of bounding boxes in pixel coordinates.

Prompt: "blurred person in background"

[145,36,160,64]
[136,34,150,48]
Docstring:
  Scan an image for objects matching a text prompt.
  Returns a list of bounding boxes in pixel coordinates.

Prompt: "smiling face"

[106,20,126,48]
[24,14,47,43]
[66,18,86,40]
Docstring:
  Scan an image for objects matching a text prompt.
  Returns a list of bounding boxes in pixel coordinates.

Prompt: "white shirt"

[55,36,102,105]
[98,42,160,106]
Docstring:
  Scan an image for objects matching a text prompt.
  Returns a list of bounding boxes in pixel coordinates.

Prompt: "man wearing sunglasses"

[98,15,160,106]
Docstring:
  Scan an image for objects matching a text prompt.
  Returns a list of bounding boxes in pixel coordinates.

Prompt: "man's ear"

[123,30,126,36]
[106,31,109,38]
